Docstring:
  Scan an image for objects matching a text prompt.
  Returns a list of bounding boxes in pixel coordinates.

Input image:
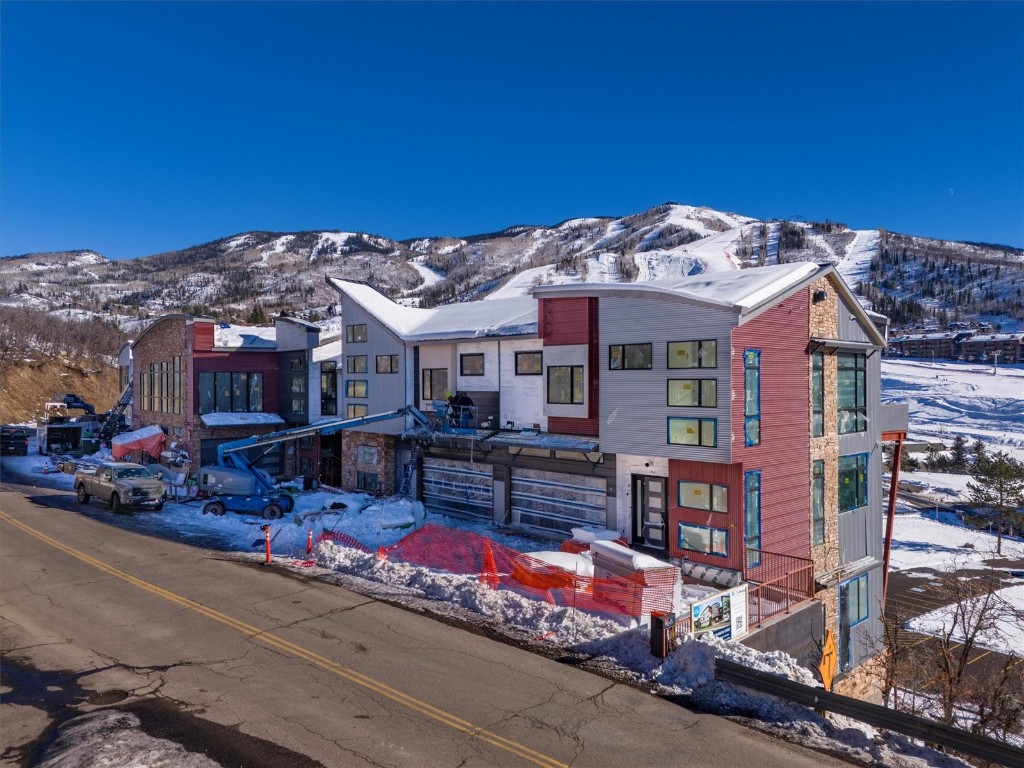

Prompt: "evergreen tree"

[966,451,1024,555]
[971,439,988,467]
[949,435,970,474]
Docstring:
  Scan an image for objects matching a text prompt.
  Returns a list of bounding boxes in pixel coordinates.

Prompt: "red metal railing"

[743,548,815,627]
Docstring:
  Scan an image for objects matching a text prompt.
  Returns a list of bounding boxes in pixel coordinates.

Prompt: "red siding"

[193,322,214,352]
[668,459,745,570]
[192,351,280,415]
[732,292,812,560]
[548,416,599,437]
[539,297,591,345]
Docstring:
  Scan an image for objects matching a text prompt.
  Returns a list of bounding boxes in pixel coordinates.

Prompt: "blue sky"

[2,1,1022,259]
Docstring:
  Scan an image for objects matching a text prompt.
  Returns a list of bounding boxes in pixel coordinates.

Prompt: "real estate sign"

[690,584,748,640]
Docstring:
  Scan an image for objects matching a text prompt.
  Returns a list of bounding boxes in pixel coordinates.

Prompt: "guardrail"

[715,659,1024,767]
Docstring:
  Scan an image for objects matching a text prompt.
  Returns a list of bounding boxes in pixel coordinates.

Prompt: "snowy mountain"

[1,203,1021,330]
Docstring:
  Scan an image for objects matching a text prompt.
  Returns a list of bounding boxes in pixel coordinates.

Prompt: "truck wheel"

[204,500,226,516]
[111,494,123,514]
[262,503,284,520]
[76,485,91,505]
[279,495,295,513]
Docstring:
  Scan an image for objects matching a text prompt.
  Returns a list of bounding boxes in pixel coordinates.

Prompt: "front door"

[632,475,668,550]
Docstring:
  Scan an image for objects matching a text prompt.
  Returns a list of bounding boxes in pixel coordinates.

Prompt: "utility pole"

[992,350,1001,375]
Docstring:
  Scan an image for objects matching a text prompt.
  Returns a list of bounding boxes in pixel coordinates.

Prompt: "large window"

[346,403,368,419]
[839,573,870,670]
[345,324,367,343]
[668,339,717,369]
[679,523,728,557]
[811,352,824,437]
[608,343,652,370]
[744,350,761,446]
[515,351,542,375]
[290,356,307,416]
[376,354,399,374]
[422,369,448,401]
[812,459,825,546]
[667,417,716,447]
[745,470,761,567]
[547,366,584,404]
[346,355,368,374]
[838,352,866,434]
[460,353,484,376]
[356,470,379,492]
[345,380,368,398]
[678,481,728,512]
[839,453,868,512]
[320,361,338,416]
[199,371,264,414]
[667,379,717,407]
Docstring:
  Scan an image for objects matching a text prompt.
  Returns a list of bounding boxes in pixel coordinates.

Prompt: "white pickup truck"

[75,462,165,513]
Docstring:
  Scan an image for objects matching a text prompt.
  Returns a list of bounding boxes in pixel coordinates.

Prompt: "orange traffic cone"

[376,546,388,561]
[480,540,499,589]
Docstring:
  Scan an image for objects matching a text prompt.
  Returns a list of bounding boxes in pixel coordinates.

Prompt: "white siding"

[543,344,589,420]
[499,338,546,431]
[338,298,408,435]
[456,341,500,391]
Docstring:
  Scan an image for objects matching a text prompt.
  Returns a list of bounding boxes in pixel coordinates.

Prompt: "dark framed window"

[667,417,716,447]
[231,372,249,413]
[679,523,728,557]
[346,323,367,343]
[839,573,870,670]
[376,354,399,374]
[172,356,182,415]
[838,352,866,434]
[668,339,717,369]
[839,453,868,512]
[320,361,337,416]
[347,355,367,374]
[811,352,824,437]
[547,365,583,404]
[515,351,543,375]
[460,353,484,376]
[812,460,825,546]
[744,350,761,446]
[678,481,728,512]
[215,371,231,413]
[745,470,761,567]
[608,343,652,370]
[356,470,379,492]
[422,369,448,401]
[667,379,717,407]
[345,380,368,398]
[346,403,368,419]
[198,371,263,414]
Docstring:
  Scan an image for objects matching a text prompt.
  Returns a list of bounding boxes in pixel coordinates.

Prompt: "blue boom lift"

[198,406,433,519]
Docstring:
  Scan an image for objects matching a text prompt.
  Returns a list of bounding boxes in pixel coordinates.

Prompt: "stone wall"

[834,651,886,704]
[341,430,396,495]
[130,316,190,458]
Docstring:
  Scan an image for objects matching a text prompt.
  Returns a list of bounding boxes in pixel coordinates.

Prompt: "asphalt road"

[0,480,849,768]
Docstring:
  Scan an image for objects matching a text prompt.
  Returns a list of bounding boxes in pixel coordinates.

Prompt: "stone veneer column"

[808,277,841,641]
[340,431,396,496]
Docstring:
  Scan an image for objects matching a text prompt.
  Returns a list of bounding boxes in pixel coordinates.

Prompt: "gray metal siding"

[338,298,408,435]
[838,296,872,343]
[597,295,737,462]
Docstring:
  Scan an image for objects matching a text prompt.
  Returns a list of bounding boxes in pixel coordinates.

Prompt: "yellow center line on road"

[0,509,568,768]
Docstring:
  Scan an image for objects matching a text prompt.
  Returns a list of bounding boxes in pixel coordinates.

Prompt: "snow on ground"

[836,229,880,286]
[889,510,1024,573]
[407,257,444,289]
[907,584,1024,656]
[666,226,746,272]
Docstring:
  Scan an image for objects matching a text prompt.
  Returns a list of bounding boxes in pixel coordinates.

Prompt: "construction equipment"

[198,405,433,520]
[99,383,133,443]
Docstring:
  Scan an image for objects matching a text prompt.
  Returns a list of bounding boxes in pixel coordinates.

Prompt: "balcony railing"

[743,548,815,627]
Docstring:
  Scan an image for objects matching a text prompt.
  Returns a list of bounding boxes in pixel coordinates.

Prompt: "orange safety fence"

[319,523,675,622]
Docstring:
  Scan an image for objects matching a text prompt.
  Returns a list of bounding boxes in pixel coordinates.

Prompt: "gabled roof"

[326,278,537,342]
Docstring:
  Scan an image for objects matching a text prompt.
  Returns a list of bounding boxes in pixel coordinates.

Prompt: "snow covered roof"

[960,333,1024,344]
[200,412,286,427]
[213,324,277,349]
[327,278,537,341]
[532,262,821,313]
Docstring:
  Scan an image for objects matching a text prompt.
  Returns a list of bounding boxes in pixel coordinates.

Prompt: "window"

[608,343,652,370]
[198,371,264,414]
[668,339,717,369]
[159,361,168,413]
[515,351,543,375]
[745,470,761,567]
[839,573,870,670]
[172,356,182,415]
[346,355,367,374]
[679,523,728,557]
[838,352,866,434]
[547,365,584,404]
[356,445,378,465]
[667,379,717,407]
[345,380,368,398]
[839,453,868,512]
[346,324,367,343]
[744,350,761,446]
[812,460,825,546]
[667,417,716,447]
[356,471,379,492]
[460,353,484,376]
[678,481,728,512]
[811,352,824,437]
[376,354,399,374]
[346,403,368,419]
[320,361,337,416]
[289,357,307,416]
[422,369,448,401]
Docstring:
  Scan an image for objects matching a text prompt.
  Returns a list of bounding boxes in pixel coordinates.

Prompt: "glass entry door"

[633,475,668,550]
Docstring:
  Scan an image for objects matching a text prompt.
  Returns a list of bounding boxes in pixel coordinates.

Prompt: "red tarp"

[111,425,165,460]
